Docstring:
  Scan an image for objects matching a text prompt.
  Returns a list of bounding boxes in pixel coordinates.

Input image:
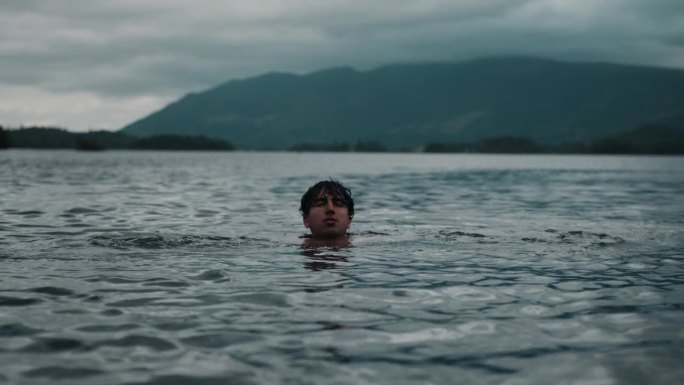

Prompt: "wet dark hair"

[300,179,354,218]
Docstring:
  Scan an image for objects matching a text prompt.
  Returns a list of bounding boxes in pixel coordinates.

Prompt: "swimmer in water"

[299,179,354,248]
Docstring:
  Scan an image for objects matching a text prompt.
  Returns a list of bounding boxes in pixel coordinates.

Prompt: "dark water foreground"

[1,150,683,385]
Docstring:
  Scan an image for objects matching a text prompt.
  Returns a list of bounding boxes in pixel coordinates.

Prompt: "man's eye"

[333,199,345,206]
[313,199,326,206]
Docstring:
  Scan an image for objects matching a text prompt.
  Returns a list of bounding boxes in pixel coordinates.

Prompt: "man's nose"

[325,197,335,211]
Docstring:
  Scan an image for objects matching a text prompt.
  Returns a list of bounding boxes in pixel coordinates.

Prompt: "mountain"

[119,57,684,149]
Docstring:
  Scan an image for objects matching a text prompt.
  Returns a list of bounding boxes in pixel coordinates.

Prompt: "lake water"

[1,150,683,385]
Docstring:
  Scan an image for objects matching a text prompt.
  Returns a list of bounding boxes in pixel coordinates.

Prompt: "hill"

[115,57,684,150]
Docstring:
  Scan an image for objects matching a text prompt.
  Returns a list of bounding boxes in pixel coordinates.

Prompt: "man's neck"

[302,235,351,248]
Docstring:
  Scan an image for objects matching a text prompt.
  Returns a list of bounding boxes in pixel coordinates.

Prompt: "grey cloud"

[2,0,683,130]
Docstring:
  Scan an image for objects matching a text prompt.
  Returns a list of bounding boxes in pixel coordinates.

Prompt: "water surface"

[1,150,683,384]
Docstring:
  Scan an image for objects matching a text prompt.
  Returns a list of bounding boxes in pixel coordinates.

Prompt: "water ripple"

[0,296,42,306]
[93,334,177,351]
[23,366,104,379]
[1,151,683,385]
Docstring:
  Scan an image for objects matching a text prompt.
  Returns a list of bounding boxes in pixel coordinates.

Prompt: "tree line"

[0,127,234,151]
[423,124,684,155]
[286,123,684,154]
[1,123,682,154]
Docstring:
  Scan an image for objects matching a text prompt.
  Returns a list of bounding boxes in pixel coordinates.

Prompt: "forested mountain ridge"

[120,57,684,149]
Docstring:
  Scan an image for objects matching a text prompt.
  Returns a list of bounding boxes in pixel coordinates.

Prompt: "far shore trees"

[2,122,682,154]
[0,126,9,149]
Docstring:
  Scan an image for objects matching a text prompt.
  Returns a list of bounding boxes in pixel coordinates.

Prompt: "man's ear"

[303,215,310,228]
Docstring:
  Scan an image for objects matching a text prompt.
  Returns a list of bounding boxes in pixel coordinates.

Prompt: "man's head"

[300,180,354,239]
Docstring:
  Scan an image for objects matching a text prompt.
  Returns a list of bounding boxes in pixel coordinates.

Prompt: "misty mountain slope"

[120,57,684,149]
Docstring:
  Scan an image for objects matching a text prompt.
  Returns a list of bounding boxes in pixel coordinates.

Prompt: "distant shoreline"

[1,124,683,154]
[4,149,684,157]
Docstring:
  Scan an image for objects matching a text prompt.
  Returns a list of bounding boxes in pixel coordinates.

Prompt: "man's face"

[303,189,352,239]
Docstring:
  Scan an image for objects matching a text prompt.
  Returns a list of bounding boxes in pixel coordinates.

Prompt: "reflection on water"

[0,150,683,385]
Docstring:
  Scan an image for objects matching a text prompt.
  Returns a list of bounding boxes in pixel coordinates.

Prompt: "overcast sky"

[2,0,684,132]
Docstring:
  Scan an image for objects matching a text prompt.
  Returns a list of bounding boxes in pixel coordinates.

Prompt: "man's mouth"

[324,218,337,225]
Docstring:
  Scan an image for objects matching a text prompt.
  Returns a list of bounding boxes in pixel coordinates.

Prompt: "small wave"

[93,334,176,351]
[0,322,42,337]
[190,269,229,281]
[87,233,228,249]
[64,207,99,214]
[142,280,190,288]
[152,321,199,331]
[88,233,270,250]
[440,230,487,238]
[106,297,162,308]
[354,230,391,236]
[0,296,42,307]
[27,286,75,296]
[228,293,290,308]
[556,230,626,246]
[99,309,124,317]
[3,210,44,216]
[20,337,84,353]
[122,374,257,385]
[89,234,199,249]
[441,286,497,301]
[388,327,464,344]
[522,229,626,247]
[13,224,56,229]
[437,230,490,243]
[181,332,259,348]
[23,366,104,379]
[76,324,139,333]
